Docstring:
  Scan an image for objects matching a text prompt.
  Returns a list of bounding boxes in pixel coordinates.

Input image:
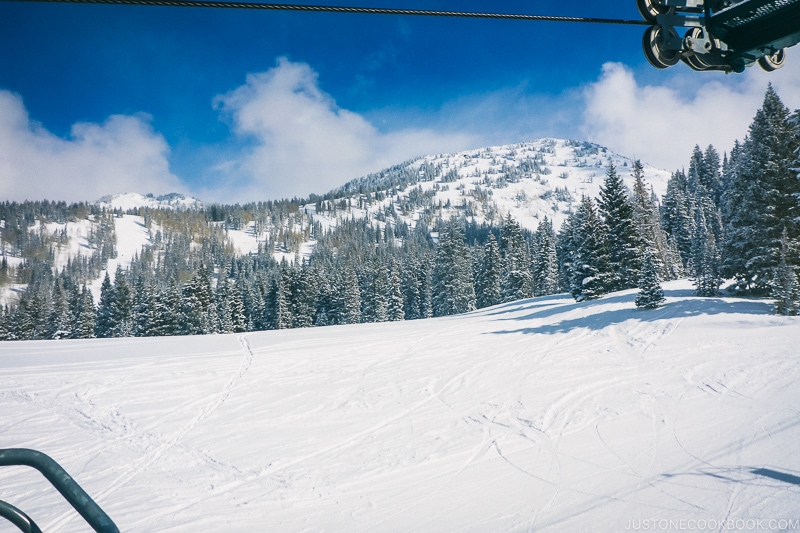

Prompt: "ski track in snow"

[2,281,800,532]
[42,334,255,531]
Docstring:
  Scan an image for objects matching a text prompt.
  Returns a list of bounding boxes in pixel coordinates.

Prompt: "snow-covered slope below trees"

[2,280,799,532]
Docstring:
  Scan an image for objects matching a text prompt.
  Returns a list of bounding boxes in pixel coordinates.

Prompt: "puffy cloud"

[581,61,800,171]
[0,91,182,202]
[212,58,477,201]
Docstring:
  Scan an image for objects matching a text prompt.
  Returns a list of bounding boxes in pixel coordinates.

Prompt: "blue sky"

[2,0,800,203]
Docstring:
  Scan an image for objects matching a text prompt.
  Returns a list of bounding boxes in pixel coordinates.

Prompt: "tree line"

[1,85,799,341]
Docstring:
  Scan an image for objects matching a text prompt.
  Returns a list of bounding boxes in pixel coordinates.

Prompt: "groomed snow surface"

[1,281,800,532]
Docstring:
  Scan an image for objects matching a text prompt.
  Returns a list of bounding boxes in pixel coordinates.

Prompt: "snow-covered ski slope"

[2,281,799,532]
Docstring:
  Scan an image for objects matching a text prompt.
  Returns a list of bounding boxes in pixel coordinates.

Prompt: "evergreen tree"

[95,272,116,338]
[46,279,72,339]
[291,264,319,328]
[722,85,799,292]
[532,217,559,297]
[598,163,641,291]
[340,266,362,324]
[432,220,475,316]
[570,196,610,302]
[387,266,405,321]
[361,258,388,323]
[229,279,248,333]
[112,266,134,337]
[691,207,722,297]
[661,171,695,265]
[635,248,666,309]
[499,214,532,302]
[475,233,502,308]
[631,160,682,280]
[265,262,293,330]
[73,286,96,338]
[773,228,800,315]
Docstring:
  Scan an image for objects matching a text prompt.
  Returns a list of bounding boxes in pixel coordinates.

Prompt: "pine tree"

[599,163,641,291]
[291,264,318,328]
[661,171,695,266]
[266,263,293,329]
[340,265,362,324]
[73,286,96,338]
[112,266,133,337]
[691,207,722,297]
[432,220,475,316]
[46,279,72,339]
[631,160,682,280]
[635,248,666,309]
[361,258,388,323]
[475,233,502,308]
[387,266,405,321]
[722,85,799,293]
[773,228,800,315]
[532,218,559,297]
[499,215,532,302]
[95,272,116,338]
[570,197,611,301]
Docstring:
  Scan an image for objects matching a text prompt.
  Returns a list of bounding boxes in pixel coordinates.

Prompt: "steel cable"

[2,0,649,25]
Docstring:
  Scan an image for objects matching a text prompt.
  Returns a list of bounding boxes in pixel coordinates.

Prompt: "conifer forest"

[1,85,799,341]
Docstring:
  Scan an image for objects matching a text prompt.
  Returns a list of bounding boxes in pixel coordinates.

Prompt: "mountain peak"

[95,192,203,211]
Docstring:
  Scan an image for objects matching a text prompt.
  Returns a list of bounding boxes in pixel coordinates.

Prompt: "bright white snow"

[2,281,800,532]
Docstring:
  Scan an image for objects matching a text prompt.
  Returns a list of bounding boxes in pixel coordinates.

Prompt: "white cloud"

[580,61,800,171]
[0,90,182,203]
[211,58,477,201]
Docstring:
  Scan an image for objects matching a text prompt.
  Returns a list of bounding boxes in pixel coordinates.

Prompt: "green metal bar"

[0,448,119,533]
[0,500,43,533]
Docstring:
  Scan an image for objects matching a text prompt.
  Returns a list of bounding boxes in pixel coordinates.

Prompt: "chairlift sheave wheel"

[643,26,680,69]
[637,0,674,23]
[757,49,786,72]
[681,27,711,71]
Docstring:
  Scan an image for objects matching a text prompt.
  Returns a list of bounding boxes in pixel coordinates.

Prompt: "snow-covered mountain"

[230,138,672,258]
[1,138,672,306]
[95,192,203,211]
[2,280,798,531]
[312,138,671,232]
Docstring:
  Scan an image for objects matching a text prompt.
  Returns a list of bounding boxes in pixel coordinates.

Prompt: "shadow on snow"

[487,290,775,336]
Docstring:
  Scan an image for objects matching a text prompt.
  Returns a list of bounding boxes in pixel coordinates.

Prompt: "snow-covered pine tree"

[773,228,800,315]
[635,248,666,309]
[229,278,248,333]
[266,264,293,329]
[73,285,96,339]
[661,170,695,266]
[722,85,799,293]
[340,266,362,324]
[112,265,134,337]
[46,278,72,339]
[432,220,475,316]
[475,233,502,308]
[691,206,722,297]
[532,217,559,297]
[95,272,116,338]
[499,214,532,302]
[598,163,641,292]
[387,266,405,321]
[631,160,682,280]
[570,196,611,302]
[360,257,389,323]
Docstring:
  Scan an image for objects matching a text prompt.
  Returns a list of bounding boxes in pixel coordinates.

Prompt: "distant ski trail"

[46,334,255,532]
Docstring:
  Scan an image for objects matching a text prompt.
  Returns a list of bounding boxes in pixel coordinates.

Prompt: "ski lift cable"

[2,0,650,26]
